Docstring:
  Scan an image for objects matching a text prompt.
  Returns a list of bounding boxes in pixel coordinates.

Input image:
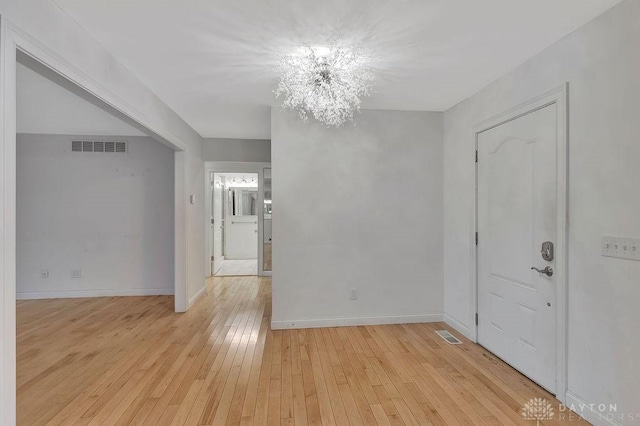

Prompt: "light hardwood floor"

[17,277,585,425]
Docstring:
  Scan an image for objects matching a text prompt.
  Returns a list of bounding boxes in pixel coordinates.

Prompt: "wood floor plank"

[280,330,294,420]
[17,276,587,425]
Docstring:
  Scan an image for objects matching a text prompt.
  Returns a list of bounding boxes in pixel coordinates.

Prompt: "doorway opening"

[210,173,259,276]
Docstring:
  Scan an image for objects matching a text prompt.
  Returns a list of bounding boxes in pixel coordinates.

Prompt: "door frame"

[471,84,568,402]
[207,171,220,277]
[204,162,271,277]
[207,170,227,276]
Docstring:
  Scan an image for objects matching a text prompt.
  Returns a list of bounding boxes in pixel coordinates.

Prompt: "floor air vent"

[71,140,127,153]
[435,330,462,345]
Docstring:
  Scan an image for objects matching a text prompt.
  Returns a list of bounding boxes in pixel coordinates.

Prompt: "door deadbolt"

[541,241,554,261]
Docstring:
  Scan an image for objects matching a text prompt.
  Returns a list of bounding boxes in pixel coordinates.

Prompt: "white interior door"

[213,181,224,274]
[477,104,557,393]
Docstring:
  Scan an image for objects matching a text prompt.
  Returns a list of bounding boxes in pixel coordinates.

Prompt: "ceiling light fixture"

[274,41,374,127]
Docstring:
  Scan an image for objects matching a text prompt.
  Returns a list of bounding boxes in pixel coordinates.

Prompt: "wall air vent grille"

[71,140,127,154]
[435,330,463,345]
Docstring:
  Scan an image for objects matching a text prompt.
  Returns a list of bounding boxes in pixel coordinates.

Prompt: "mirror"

[228,188,258,216]
[263,168,272,271]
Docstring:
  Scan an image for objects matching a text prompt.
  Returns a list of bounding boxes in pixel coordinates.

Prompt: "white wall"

[202,138,271,163]
[16,134,174,298]
[443,0,640,420]
[271,108,443,328]
[17,61,144,137]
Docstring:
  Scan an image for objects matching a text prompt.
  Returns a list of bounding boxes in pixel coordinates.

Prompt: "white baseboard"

[16,287,174,300]
[444,314,472,340]
[271,313,443,330]
[564,391,622,426]
[188,285,207,308]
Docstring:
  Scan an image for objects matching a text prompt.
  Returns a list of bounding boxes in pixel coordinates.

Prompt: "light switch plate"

[602,236,640,261]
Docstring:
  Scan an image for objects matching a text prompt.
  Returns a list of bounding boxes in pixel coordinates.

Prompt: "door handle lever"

[531,266,553,277]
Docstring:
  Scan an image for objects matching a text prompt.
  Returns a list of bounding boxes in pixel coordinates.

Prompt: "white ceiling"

[52,0,622,139]
[17,61,145,137]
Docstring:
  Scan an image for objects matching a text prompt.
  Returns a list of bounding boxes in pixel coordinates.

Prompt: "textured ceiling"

[52,0,622,139]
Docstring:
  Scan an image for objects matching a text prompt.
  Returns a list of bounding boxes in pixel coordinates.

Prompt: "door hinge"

[475,313,479,326]
[475,150,478,163]
[211,256,214,261]
[475,232,478,245]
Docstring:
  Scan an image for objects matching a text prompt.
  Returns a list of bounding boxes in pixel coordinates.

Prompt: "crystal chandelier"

[274,42,374,127]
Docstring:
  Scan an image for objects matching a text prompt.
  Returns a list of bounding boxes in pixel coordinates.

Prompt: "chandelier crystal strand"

[274,42,374,127]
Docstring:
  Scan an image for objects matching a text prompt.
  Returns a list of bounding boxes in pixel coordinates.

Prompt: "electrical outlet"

[71,269,82,279]
[602,236,640,261]
[350,288,358,300]
[41,269,49,279]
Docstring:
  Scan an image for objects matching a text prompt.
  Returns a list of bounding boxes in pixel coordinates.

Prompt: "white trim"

[187,285,207,309]
[205,161,271,277]
[0,19,18,424]
[216,256,225,274]
[471,84,569,402]
[205,170,213,277]
[16,288,174,300]
[212,255,224,275]
[271,314,443,330]
[444,314,472,340]
[564,391,622,426]
[225,254,259,261]
[174,151,187,312]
